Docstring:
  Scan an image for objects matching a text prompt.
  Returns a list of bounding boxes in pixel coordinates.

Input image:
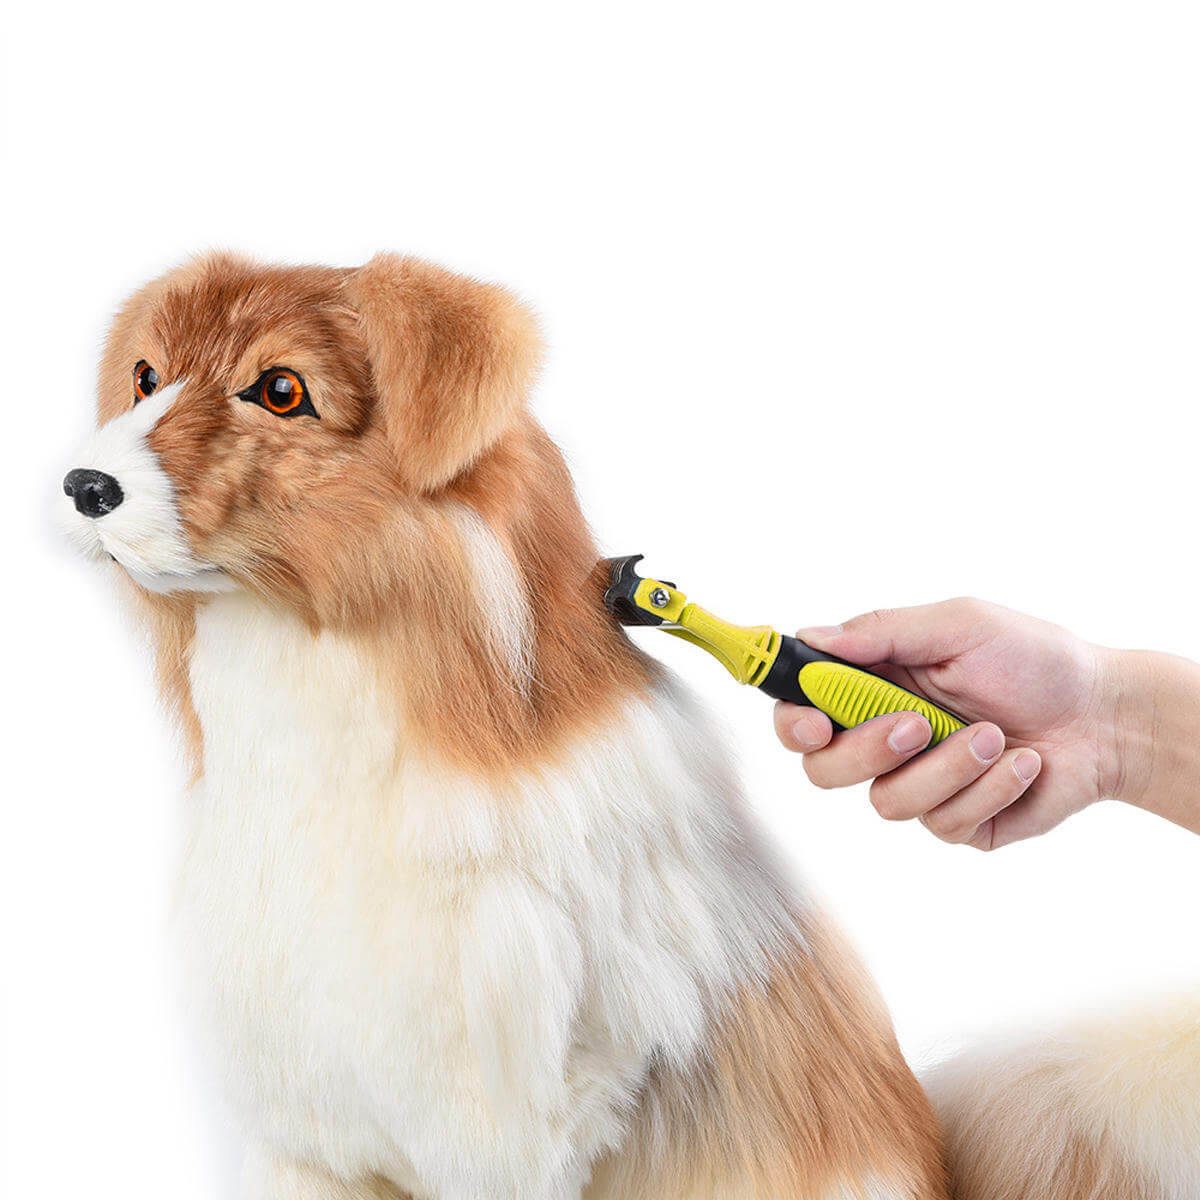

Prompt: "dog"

[60,253,1198,1199]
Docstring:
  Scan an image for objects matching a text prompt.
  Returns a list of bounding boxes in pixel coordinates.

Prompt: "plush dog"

[60,254,1198,1200]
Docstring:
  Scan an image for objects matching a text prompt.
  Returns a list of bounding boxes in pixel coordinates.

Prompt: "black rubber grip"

[759,635,842,706]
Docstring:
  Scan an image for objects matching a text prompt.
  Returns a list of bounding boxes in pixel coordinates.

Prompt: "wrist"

[1095,647,1156,808]
[1098,646,1200,832]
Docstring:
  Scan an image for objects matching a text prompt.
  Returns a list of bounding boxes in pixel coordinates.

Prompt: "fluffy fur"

[62,250,976,1198]
[928,995,1200,1200]
[59,381,235,594]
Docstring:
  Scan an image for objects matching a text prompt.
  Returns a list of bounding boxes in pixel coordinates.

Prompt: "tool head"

[601,554,674,626]
[601,554,781,687]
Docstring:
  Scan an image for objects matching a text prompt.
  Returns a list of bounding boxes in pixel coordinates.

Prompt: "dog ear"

[348,254,543,491]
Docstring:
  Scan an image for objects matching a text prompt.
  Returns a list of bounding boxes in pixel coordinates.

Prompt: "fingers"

[918,747,1043,848]
[984,762,1081,850]
[773,702,834,753]
[868,723,1008,821]
[868,724,1041,847]
[776,704,1045,850]
[797,597,1002,667]
[795,711,934,789]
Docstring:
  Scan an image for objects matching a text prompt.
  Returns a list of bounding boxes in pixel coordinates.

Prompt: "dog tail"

[923,992,1200,1199]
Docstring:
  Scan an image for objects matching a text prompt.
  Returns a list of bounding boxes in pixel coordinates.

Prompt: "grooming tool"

[602,555,965,747]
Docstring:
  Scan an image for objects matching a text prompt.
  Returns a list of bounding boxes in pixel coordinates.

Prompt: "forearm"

[1105,648,1200,834]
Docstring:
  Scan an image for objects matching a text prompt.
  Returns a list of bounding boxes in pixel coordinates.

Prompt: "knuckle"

[852,742,879,779]
[803,758,835,790]
[925,812,973,843]
[941,824,976,845]
[869,782,910,822]
[863,607,896,629]
[949,595,992,623]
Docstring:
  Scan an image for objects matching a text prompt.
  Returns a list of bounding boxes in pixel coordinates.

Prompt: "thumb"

[798,599,985,667]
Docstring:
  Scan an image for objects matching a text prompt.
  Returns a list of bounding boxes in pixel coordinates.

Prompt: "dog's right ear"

[348,254,543,492]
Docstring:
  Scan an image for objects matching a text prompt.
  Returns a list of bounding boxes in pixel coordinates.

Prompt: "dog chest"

[176,593,793,1190]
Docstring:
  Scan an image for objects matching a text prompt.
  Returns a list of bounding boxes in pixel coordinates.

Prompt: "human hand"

[773,599,1120,850]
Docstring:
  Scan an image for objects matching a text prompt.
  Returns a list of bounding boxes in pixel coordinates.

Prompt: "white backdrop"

[4,2,1198,1196]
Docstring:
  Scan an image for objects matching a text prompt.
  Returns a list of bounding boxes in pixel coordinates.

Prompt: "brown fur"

[349,253,543,492]
[97,253,650,775]
[588,911,950,1199]
[93,252,949,1195]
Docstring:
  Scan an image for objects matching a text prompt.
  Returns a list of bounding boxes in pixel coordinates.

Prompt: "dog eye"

[263,370,304,414]
[133,361,159,403]
[239,368,318,419]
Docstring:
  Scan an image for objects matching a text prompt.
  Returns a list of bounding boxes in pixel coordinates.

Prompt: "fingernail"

[798,624,843,642]
[969,725,1005,763]
[1013,752,1041,784]
[887,715,930,754]
[791,715,824,750]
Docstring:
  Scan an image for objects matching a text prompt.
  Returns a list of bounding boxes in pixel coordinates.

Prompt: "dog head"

[60,252,543,621]
[61,252,652,771]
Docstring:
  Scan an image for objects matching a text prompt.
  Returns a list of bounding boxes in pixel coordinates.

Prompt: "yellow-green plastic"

[666,611,780,686]
[632,578,783,686]
[621,567,963,747]
[797,661,965,746]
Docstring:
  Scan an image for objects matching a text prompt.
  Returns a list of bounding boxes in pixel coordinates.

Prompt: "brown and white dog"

[59,254,1198,1200]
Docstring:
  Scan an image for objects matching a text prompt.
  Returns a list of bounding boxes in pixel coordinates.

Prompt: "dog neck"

[134,544,650,787]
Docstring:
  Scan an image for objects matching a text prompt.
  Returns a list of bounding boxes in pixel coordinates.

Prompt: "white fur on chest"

[177,593,799,1200]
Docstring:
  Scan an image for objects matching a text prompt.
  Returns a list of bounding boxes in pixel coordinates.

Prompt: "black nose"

[63,468,124,518]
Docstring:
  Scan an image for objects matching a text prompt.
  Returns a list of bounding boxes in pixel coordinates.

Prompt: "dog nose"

[63,468,124,518]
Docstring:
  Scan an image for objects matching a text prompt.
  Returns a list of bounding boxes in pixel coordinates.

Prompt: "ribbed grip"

[797,661,965,747]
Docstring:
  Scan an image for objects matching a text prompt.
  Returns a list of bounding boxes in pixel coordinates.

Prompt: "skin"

[772,598,1200,851]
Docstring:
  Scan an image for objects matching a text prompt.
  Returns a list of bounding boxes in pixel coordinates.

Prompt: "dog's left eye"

[238,368,318,419]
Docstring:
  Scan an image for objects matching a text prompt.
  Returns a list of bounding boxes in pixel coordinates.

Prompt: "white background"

[4,2,1198,1195]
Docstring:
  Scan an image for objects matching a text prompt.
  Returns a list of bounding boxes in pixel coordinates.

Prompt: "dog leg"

[241,1150,412,1200]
